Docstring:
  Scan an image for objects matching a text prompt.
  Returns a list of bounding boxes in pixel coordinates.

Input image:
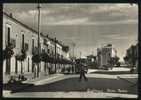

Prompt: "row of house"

[3,12,71,77]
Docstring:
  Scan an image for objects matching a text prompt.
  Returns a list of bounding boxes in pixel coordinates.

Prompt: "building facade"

[97,44,117,68]
[3,12,71,78]
[124,43,138,70]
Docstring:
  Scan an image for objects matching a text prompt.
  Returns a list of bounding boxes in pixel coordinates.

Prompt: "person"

[79,63,88,81]
[48,65,51,74]
[21,74,27,81]
[8,76,16,84]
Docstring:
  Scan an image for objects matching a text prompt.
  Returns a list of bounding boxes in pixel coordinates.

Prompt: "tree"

[124,45,137,68]
[3,45,14,60]
[114,56,120,67]
[41,51,49,75]
[124,56,129,65]
[32,47,42,77]
[109,56,120,67]
[15,48,27,74]
[62,46,69,53]
[3,43,15,75]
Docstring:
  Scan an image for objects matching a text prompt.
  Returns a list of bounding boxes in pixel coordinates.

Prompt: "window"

[22,34,25,49]
[8,27,10,45]
[32,39,34,50]
[10,38,16,48]
[24,43,29,51]
[5,25,11,46]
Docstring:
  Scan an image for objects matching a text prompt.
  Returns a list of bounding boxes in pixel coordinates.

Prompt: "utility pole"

[37,1,41,77]
[54,37,57,73]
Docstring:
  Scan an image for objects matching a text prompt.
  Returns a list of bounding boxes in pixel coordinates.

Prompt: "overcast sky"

[4,3,138,61]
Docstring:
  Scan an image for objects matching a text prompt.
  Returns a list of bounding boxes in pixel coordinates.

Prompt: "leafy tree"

[15,48,27,74]
[109,56,120,67]
[3,43,14,60]
[3,43,15,75]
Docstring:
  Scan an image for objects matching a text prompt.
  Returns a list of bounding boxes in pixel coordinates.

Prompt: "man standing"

[79,63,88,81]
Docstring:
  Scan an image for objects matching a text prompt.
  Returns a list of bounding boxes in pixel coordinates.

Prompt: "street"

[3,68,138,98]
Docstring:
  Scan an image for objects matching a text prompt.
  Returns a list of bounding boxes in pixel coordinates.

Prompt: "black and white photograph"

[2,3,138,98]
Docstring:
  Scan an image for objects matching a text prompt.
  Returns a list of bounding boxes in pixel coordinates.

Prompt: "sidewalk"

[3,72,67,89]
[3,72,34,84]
[87,67,131,74]
[23,73,65,85]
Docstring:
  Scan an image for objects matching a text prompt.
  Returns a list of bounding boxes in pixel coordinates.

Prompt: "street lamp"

[37,2,41,55]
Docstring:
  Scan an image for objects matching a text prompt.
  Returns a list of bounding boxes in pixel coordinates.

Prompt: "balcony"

[5,38,16,49]
[24,43,29,51]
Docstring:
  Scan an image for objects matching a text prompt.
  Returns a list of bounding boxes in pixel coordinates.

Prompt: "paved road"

[90,71,132,75]
[8,76,137,94]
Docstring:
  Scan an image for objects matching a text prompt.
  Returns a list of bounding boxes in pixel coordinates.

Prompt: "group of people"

[8,74,27,84]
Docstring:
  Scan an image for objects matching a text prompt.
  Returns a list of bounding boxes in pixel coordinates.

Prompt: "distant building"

[97,44,117,68]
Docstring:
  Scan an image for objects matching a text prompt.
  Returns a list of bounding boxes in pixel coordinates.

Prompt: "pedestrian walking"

[79,63,88,81]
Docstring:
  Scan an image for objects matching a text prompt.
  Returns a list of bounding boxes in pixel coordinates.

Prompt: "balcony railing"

[5,38,16,49]
[24,43,29,51]
[10,38,16,48]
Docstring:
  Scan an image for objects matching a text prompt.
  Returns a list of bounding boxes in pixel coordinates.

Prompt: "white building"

[3,12,70,77]
[97,44,117,68]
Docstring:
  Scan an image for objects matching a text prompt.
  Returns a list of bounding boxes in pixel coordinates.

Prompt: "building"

[97,44,117,68]
[3,12,71,78]
[124,43,138,70]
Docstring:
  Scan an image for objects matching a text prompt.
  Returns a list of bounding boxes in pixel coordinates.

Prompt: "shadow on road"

[3,82,34,93]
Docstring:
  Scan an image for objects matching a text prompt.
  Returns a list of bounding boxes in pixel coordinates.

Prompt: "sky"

[3,3,138,61]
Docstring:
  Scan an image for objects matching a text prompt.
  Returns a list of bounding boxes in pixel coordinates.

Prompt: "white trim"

[21,30,24,35]
[6,23,12,28]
